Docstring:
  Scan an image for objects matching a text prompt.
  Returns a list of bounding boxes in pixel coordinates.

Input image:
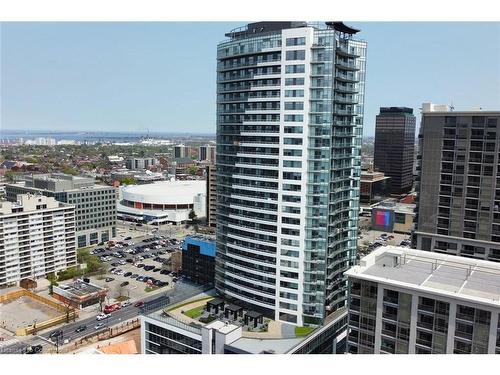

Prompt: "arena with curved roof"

[117,180,206,224]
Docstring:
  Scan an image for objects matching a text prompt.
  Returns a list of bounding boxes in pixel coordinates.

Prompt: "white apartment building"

[199,144,216,162]
[346,246,500,354]
[0,194,76,287]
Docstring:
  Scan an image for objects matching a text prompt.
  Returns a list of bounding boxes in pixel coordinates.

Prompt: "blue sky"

[1,22,499,136]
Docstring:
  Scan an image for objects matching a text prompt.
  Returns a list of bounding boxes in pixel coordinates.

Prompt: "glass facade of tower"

[215,22,366,326]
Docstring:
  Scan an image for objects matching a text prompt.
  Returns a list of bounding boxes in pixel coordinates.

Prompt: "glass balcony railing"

[333,107,356,116]
[336,45,361,58]
[335,60,359,71]
[335,73,359,83]
[335,84,359,93]
[334,96,358,105]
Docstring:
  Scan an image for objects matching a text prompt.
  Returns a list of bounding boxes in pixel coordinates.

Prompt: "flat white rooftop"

[121,180,205,205]
[346,246,500,308]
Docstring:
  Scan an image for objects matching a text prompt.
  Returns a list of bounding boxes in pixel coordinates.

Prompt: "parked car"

[137,276,145,282]
[124,272,132,277]
[23,344,43,354]
[121,301,131,308]
[96,313,110,321]
[124,236,132,240]
[134,301,145,307]
[111,262,119,267]
[136,263,145,268]
[75,325,87,333]
[130,273,139,278]
[120,281,130,287]
[152,268,161,273]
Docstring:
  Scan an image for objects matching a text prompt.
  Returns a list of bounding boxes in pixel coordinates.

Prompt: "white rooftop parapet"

[421,103,451,112]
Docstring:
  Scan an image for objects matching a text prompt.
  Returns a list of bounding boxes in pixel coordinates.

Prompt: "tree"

[81,162,95,171]
[187,165,199,176]
[25,156,39,164]
[63,300,75,323]
[57,266,82,281]
[77,248,102,273]
[47,272,58,295]
[61,166,79,176]
[4,171,18,182]
[189,209,198,223]
[120,176,136,185]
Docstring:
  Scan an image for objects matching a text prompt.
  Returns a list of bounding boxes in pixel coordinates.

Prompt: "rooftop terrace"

[146,292,317,340]
[346,246,500,307]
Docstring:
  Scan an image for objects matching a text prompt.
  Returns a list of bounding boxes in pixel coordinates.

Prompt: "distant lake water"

[0,130,215,143]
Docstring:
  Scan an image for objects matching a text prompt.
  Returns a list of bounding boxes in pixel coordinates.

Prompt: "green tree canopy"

[187,165,199,175]
[120,176,136,185]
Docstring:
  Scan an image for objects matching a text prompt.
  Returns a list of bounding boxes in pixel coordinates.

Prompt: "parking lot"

[87,236,183,303]
[116,220,195,240]
[357,230,412,258]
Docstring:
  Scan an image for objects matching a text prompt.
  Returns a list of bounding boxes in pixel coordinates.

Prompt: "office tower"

[346,246,500,354]
[6,173,117,248]
[359,170,390,205]
[174,144,190,159]
[199,144,216,162]
[206,164,217,228]
[374,107,416,194]
[0,194,76,287]
[125,157,158,170]
[215,21,367,326]
[413,104,500,261]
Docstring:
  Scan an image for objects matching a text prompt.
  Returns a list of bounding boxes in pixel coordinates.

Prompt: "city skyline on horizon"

[1,21,499,136]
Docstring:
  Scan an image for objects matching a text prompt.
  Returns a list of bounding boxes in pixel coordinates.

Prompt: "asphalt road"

[1,280,210,354]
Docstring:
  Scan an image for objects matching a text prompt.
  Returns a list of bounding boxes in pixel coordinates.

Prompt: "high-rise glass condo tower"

[215,22,367,326]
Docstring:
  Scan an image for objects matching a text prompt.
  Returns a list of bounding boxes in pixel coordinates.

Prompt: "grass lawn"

[167,297,213,311]
[183,304,206,319]
[116,295,130,302]
[145,286,157,293]
[295,326,315,337]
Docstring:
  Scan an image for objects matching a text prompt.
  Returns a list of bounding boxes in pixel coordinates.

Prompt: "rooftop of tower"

[224,21,360,40]
[346,246,500,308]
